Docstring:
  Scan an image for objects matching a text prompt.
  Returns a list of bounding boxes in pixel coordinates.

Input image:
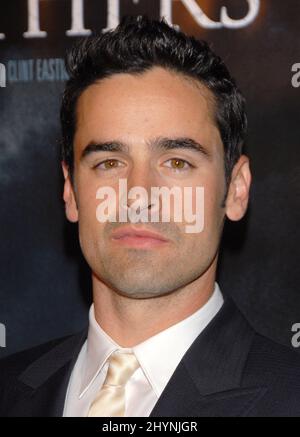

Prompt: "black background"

[0,0,299,358]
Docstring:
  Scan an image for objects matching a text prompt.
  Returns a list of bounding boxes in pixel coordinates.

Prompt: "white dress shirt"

[63,282,224,417]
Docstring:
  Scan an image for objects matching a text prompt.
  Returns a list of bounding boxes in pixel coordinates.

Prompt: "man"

[0,15,299,417]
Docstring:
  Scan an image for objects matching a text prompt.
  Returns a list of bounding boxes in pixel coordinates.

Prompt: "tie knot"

[104,351,139,387]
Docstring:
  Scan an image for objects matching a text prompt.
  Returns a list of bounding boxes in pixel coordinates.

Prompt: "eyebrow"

[80,136,210,160]
[81,140,128,159]
[150,137,210,157]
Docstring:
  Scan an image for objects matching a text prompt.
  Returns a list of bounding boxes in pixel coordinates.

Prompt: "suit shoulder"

[247,332,300,387]
[252,332,300,366]
[0,334,76,383]
[0,330,87,417]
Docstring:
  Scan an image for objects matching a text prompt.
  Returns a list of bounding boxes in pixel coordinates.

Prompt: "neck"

[92,259,218,348]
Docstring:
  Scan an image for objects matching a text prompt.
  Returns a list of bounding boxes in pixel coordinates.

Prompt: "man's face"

[63,67,243,299]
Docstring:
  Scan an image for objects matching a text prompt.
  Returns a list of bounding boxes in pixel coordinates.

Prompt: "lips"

[111,226,169,242]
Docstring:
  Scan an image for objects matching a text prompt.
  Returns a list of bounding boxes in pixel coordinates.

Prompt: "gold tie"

[87,351,140,417]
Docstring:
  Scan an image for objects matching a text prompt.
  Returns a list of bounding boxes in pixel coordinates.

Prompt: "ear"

[225,155,251,221]
[61,161,78,223]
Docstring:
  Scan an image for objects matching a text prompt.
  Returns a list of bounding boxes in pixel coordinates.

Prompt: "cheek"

[76,180,100,224]
[199,176,225,231]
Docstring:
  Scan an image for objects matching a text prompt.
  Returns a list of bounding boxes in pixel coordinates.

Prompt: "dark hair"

[61,14,247,185]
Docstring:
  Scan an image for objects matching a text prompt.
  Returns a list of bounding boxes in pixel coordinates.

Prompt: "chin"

[108,280,174,300]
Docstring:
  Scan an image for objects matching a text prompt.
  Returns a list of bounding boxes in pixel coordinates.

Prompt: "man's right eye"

[94,159,123,170]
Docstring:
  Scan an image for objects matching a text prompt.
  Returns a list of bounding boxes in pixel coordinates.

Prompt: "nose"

[119,164,158,214]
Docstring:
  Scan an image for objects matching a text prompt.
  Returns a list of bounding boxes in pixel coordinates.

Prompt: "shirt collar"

[79,306,127,397]
[80,282,223,398]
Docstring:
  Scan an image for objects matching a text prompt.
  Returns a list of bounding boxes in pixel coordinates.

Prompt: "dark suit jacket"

[1,297,300,417]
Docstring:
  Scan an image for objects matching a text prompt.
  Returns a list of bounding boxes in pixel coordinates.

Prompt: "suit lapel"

[9,329,88,417]
[150,298,267,417]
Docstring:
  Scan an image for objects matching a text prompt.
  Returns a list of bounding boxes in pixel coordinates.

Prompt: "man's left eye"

[164,158,193,170]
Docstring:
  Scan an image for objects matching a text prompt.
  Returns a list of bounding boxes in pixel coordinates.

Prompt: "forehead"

[74,66,221,150]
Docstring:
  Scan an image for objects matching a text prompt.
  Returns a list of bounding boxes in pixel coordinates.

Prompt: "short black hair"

[61,14,247,185]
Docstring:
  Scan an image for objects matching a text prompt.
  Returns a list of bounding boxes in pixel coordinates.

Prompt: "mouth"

[111,226,170,249]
